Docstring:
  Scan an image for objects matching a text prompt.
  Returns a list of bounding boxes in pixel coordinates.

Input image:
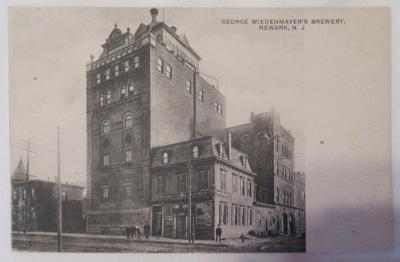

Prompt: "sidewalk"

[12,231,291,248]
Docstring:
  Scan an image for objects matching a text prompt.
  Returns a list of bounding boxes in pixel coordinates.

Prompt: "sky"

[9,7,306,185]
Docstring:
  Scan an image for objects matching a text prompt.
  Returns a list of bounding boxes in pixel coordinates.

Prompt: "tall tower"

[86,9,226,233]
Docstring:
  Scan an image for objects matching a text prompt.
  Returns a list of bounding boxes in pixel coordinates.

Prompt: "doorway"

[175,215,187,239]
[283,213,288,234]
[152,206,162,236]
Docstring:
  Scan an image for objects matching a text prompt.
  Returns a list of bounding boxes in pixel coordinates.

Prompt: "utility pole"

[57,125,63,252]
[188,159,192,243]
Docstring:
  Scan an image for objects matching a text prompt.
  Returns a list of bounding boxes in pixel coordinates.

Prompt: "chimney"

[171,26,177,33]
[150,8,159,23]
[250,111,256,122]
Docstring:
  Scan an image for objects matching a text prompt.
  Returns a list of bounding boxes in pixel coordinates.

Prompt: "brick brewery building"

[86,8,305,239]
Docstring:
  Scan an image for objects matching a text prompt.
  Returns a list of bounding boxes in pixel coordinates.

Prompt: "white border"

[0,1,399,261]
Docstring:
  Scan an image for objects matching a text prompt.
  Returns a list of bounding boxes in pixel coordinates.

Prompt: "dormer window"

[162,151,169,164]
[239,155,248,168]
[216,143,225,158]
[192,145,199,158]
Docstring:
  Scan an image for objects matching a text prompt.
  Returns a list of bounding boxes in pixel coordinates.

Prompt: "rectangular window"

[165,65,172,78]
[242,207,246,225]
[231,205,235,225]
[103,155,110,166]
[157,175,166,194]
[220,170,226,191]
[258,212,262,227]
[62,191,68,201]
[198,169,208,190]
[96,73,101,84]
[243,135,249,150]
[13,190,18,200]
[133,56,140,68]
[232,174,238,193]
[106,91,111,104]
[186,81,192,93]
[177,173,187,193]
[101,187,109,201]
[249,208,253,226]
[223,204,228,225]
[123,184,132,199]
[198,89,204,102]
[214,102,218,112]
[240,178,245,196]
[124,60,129,72]
[247,180,252,197]
[157,57,163,72]
[235,206,239,225]
[165,203,172,216]
[162,152,169,164]
[105,69,110,80]
[218,203,222,225]
[114,65,119,76]
[192,145,199,158]
[125,150,132,162]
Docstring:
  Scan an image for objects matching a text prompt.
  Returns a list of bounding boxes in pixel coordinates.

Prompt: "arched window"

[124,113,133,128]
[120,85,126,98]
[106,90,111,104]
[102,120,111,134]
[99,95,104,106]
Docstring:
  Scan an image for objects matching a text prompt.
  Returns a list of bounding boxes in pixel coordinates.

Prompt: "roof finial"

[114,23,117,28]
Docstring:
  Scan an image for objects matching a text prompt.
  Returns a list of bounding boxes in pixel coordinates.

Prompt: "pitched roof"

[12,157,26,181]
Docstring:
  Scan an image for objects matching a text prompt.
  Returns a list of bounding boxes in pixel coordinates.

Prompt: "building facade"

[85,8,305,239]
[150,136,256,239]
[11,159,85,233]
[86,8,226,234]
[227,110,305,236]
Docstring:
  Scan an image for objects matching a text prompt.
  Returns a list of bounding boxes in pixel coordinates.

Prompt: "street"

[12,232,305,253]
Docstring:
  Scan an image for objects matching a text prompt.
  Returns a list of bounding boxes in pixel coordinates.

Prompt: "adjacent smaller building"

[11,158,85,233]
[150,136,256,240]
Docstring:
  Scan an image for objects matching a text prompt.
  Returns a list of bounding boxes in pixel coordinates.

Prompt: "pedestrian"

[156,227,161,239]
[136,224,142,239]
[130,225,136,239]
[144,223,150,239]
[215,224,222,242]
